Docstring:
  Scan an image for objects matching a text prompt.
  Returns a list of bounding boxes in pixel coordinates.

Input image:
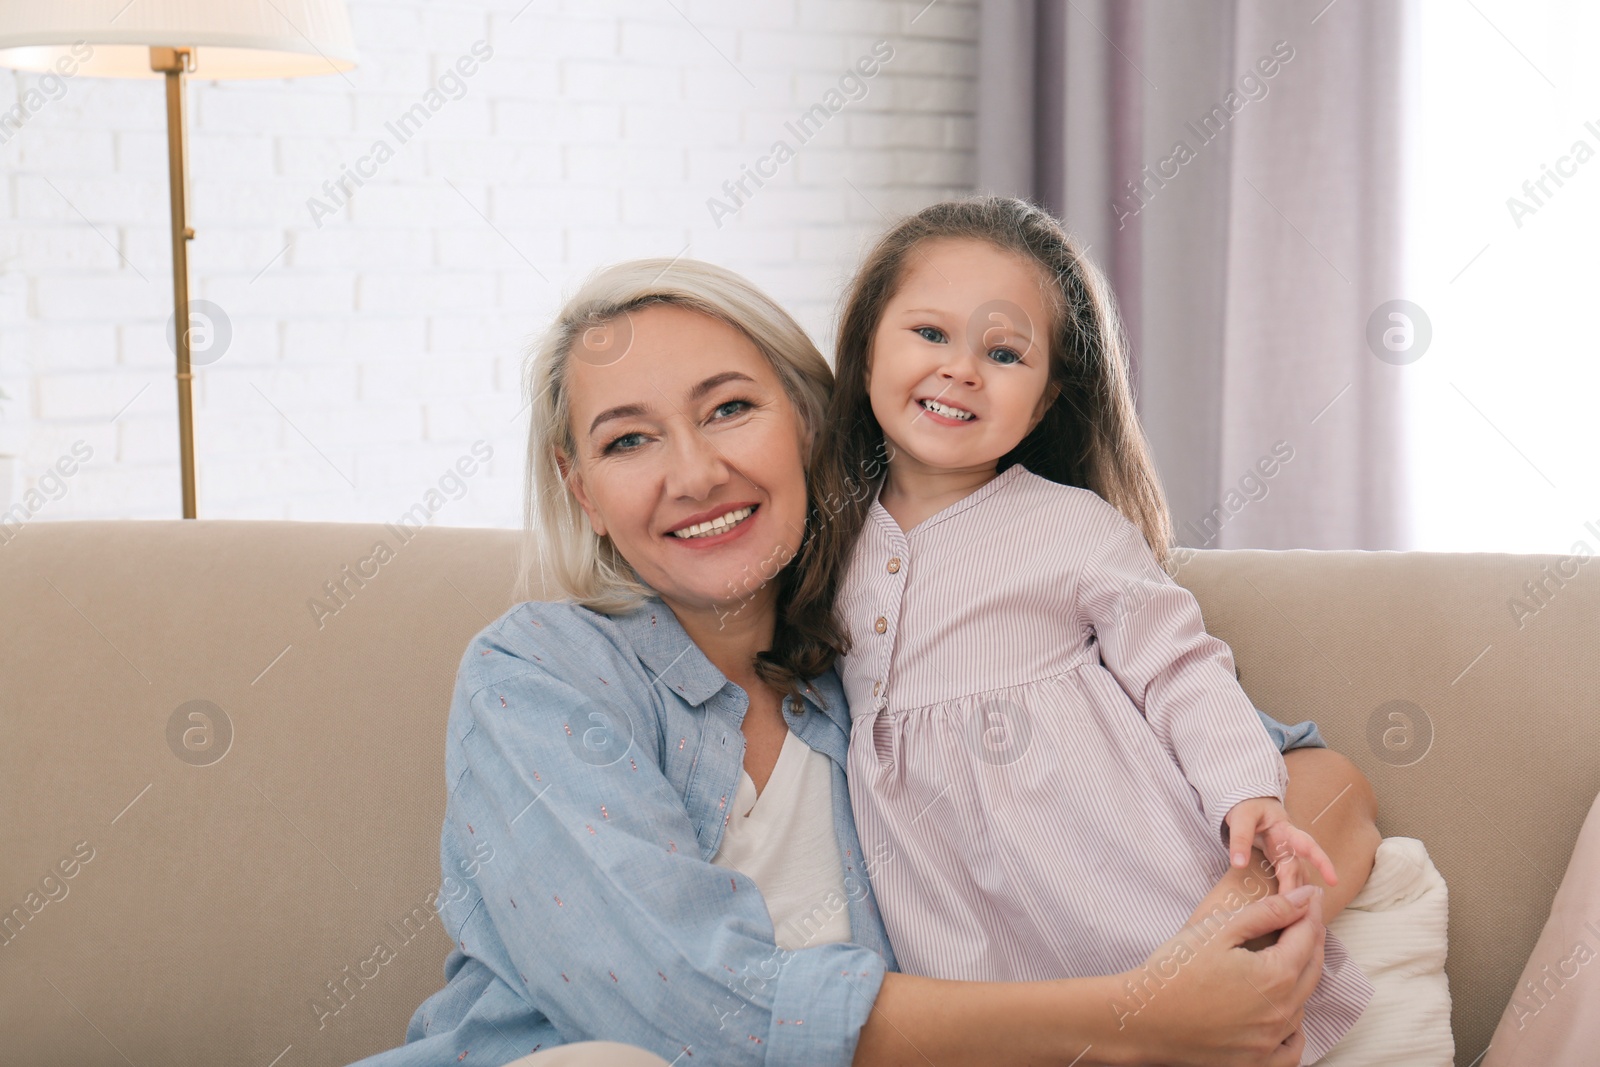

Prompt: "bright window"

[1407,0,1600,552]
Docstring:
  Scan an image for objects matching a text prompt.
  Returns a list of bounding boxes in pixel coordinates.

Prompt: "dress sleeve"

[444,637,886,1067]
[1075,513,1289,841]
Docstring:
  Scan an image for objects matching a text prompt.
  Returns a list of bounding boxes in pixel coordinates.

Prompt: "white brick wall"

[0,0,978,526]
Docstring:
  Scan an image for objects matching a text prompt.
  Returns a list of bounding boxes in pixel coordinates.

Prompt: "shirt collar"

[609,598,729,707]
[609,596,843,722]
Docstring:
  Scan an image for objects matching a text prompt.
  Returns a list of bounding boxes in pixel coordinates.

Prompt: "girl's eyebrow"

[981,318,1036,345]
[904,305,1037,347]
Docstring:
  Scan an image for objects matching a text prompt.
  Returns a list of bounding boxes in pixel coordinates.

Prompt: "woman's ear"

[556,450,607,537]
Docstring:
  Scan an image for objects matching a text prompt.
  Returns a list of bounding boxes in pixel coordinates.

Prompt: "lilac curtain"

[977,0,1416,550]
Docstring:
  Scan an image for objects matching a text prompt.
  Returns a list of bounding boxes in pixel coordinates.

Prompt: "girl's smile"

[915,395,978,424]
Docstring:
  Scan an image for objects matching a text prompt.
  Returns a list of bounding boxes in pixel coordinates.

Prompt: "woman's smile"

[666,502,760,545]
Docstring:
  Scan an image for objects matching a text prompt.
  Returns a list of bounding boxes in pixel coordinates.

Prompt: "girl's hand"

[1112,885,1327,1066]
[1224,797,1338,893]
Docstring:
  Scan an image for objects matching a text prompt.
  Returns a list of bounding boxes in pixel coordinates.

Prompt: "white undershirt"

[710,728,853,951]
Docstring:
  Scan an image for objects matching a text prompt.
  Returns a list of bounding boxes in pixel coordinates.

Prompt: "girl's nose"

[937,346,982,386]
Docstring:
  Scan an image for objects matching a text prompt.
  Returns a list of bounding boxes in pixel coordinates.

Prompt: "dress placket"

[868,524,910,716]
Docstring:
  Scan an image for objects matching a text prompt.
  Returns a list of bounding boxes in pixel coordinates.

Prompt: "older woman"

[352,259,1381,1067]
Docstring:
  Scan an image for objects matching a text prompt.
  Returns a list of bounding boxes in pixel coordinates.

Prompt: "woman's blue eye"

[988,347,1022,365]
[915,325,947,343]
[603,400,751,454]
[603,432,645,454]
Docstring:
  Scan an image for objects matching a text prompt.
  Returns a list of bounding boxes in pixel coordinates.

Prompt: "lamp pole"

[151,45,198,519]
[0,2,358,518]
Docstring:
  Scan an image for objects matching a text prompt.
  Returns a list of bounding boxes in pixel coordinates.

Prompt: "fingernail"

[1287,885,1316,905]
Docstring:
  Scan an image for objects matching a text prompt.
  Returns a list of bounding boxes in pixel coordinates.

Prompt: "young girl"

[786,197,1373,1063]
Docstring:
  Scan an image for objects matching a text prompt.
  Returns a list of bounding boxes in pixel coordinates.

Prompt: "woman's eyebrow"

[586,372,758,437]
[686,370,757,401]
[588,402,650,437]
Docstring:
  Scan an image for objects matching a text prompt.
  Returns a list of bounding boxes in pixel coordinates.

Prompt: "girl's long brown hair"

[756,195,1176,690]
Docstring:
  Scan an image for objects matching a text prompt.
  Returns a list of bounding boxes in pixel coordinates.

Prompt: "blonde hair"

[519,258,835,619]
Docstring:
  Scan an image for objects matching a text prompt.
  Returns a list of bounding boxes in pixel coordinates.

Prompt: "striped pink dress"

[838,463,1372,1064]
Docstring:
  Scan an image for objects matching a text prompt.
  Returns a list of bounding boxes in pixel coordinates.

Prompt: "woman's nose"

[664,424,732,498]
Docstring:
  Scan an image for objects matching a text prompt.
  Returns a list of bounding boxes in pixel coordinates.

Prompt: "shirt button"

[873,616,887,634]
[872,680,881,696]
[887,557,901,573]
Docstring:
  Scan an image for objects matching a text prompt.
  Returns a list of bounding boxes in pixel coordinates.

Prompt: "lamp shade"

[0,0,356,79]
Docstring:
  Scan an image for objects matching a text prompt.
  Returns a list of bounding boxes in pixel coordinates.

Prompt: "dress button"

[873,616,887,634]
[887,557,901,573]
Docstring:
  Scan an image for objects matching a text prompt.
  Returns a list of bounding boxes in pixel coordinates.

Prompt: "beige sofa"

[4,519,1597,1066]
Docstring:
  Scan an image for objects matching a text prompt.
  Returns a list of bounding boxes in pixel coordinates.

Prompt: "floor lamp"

[0,1,357,518]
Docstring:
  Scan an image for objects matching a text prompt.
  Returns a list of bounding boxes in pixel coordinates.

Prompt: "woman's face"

[558,303,814,619]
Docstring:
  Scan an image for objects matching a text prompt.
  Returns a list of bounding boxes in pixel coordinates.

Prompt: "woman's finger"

[1266,1027,1306,1067]
[1219,884,1316,950]
[1268,888,1328,1011]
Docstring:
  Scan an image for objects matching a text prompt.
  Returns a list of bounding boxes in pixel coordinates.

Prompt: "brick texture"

[0,0,977,524]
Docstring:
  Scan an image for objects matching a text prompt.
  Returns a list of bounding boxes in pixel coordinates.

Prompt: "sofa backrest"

[3,520,1596,1065]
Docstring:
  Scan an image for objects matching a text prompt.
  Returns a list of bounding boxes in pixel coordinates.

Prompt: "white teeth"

[671,505,755,539]
[921,398,974,421]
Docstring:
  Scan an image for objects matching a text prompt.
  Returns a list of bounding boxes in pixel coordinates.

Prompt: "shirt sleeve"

[1075,512,1289,841]
[1256,709,1328,752]
[442,631,887,1067]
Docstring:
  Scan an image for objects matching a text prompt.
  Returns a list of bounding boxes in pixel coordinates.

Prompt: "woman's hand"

[854,887,1327,1067]
[1105,885,1327,1067]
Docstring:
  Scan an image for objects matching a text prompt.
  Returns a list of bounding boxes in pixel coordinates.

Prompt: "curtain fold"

[978,0,1414,550]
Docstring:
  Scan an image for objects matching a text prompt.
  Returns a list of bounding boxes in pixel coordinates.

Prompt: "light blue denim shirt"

[351,595,1323,1067]
[350,596,899,1067]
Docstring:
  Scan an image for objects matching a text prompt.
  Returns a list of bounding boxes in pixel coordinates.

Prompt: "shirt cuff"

[1255,709,1327,752]
[762,941,887,1067]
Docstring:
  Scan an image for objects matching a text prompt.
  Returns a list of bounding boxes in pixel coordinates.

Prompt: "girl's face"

[558,303,813,618]
[866,237,1058,478]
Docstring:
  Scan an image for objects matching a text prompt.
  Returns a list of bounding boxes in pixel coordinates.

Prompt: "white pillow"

[1316,837,1455,1065]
